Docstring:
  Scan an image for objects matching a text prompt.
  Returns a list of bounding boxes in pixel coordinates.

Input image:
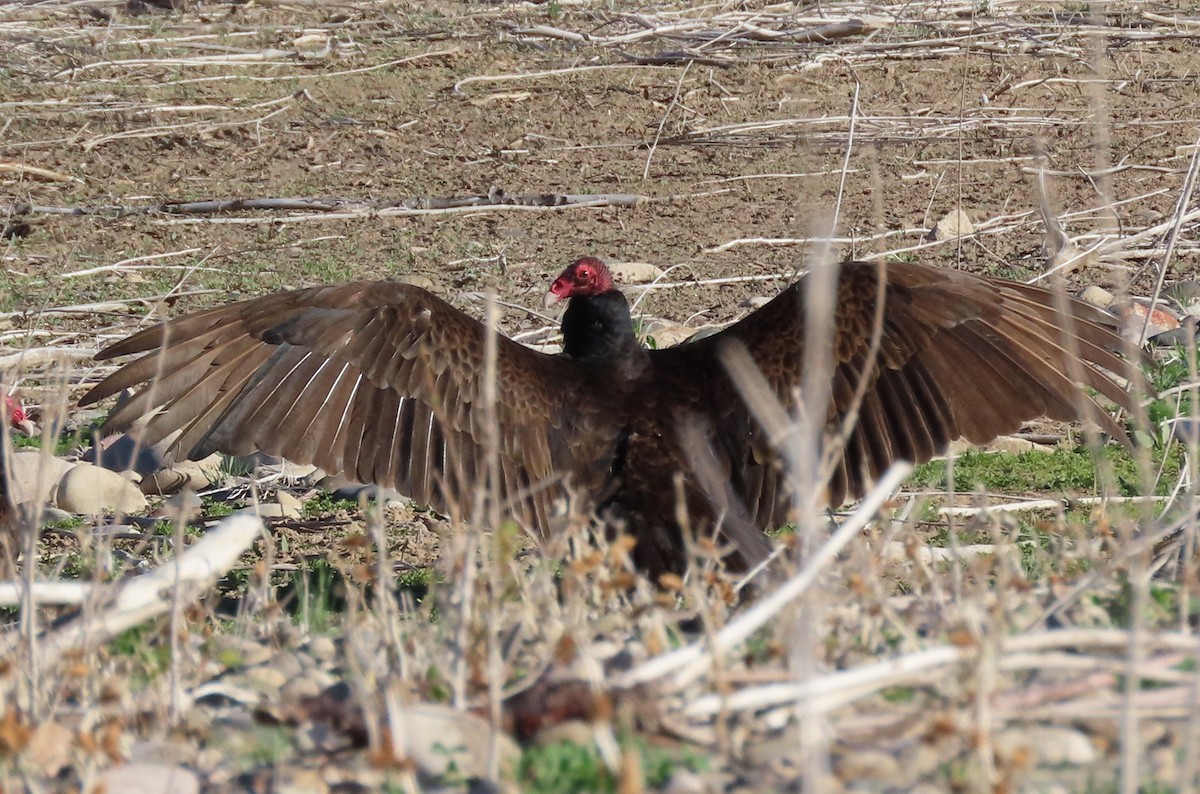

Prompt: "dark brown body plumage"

[80,259,1139,579]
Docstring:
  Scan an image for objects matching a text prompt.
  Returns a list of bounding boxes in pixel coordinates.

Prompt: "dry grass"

[3,1,1200,791]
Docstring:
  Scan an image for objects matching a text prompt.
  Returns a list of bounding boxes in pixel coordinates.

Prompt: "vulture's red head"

[3,394,33,436]
[545,257,614,308]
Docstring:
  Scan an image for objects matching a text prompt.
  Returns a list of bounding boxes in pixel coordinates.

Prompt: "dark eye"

[577,267,590,278]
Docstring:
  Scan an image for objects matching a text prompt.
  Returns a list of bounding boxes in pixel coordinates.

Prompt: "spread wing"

[81,282,620,534]
[652,260,1140,537]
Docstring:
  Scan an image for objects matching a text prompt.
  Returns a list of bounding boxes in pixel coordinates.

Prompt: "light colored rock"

[1077,285,1115,309]
[1024,726,1098,766]
[996,726,1097,766]
[663,770,708,794]
[6,451,74,508]
[241,665,287,694]
[55,463,148,514]
[253,492,302,520]
[307,635,337,662]
[253,503,287,518]
[276,768,329,794]
[276,490,304,520]
[292,33,332,61]
[24,722,73,777]
[643,322,718,349]
[608,262,665,284]
[95,763,200,794]
[931,209,974,241]
[395,704,520,779]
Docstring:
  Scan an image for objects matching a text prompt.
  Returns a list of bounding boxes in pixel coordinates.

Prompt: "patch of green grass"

[202,497,236,518]
[911,445,1180,498]
[13,414,107,456]
[301,492,363,519]
[109,624,171,683]
[882,685,916,703]
[518,737,707,794]
[241,725,295,766]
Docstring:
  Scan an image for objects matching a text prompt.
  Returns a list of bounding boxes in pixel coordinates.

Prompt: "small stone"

[662,770,707,794]
[607,262,665,284]
[930,209,974,241]
[95,763,200,794]
[643,322,716,348]
[241,665,288,695]
[275,491,304,520]
[307,636,337,662]
[24,722,73,777]
[276,768,329,794]
[292,33,332,61]
[55,463,147,514]
[1077,285,1115,309]
[834,748,901,782]
[1025,726,1097,765]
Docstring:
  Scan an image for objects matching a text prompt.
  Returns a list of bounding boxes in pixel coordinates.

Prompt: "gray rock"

[85,433,163,477]
[55,463,148,514]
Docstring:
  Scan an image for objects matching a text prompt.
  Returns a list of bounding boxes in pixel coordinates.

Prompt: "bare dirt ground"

[4,1,1200,792]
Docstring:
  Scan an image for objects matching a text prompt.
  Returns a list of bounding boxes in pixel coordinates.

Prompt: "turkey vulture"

[79,258,1138,577]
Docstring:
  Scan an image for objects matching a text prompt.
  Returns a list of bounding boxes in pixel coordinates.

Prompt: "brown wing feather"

[81,281,617,536]
[648,260,1140,551]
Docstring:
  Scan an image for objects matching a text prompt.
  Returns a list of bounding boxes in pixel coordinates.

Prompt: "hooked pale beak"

[543,291,563,309]
[15,419,34,437]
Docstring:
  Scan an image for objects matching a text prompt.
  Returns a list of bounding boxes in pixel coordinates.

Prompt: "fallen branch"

[6,188,659,221]
[2,513,263,664]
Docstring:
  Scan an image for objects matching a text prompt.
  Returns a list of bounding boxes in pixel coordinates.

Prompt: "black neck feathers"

[561,291,647,370]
